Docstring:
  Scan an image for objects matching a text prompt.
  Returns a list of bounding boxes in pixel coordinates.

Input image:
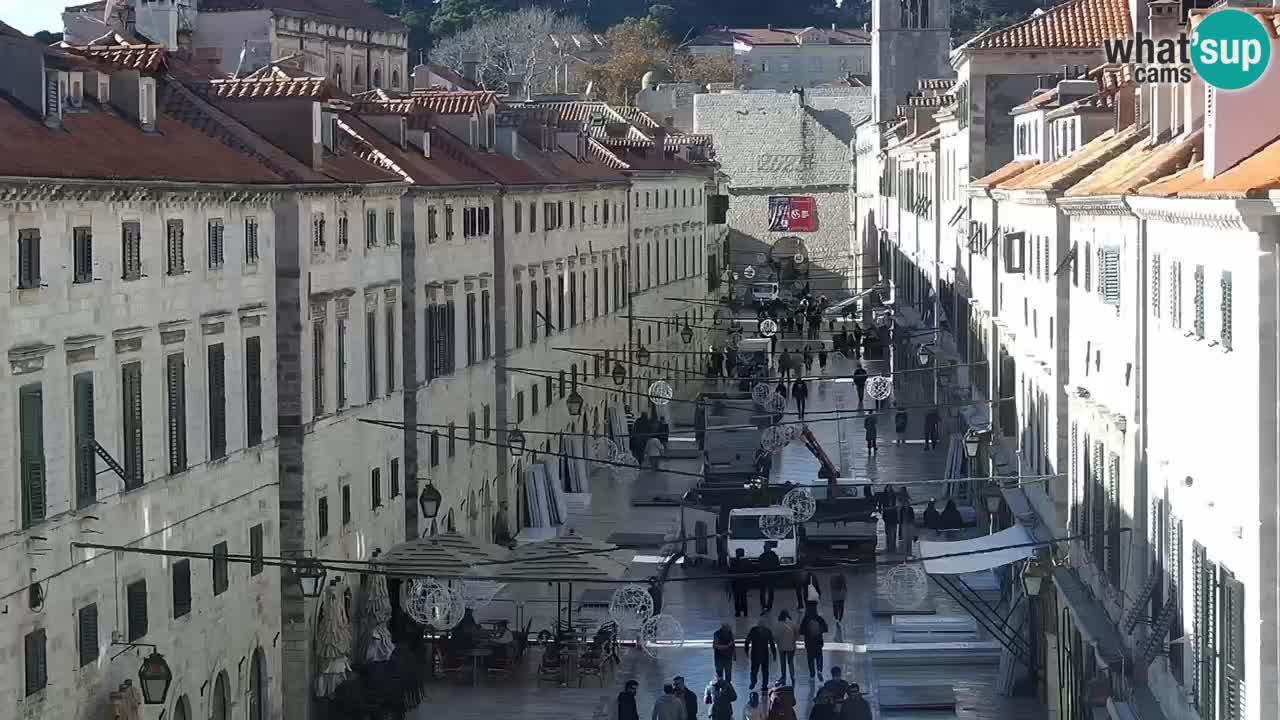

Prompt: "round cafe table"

[463,648,493,687]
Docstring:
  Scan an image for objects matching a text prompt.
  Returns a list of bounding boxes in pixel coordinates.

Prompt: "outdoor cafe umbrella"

[355,570,395,664]
[315,580,352,698]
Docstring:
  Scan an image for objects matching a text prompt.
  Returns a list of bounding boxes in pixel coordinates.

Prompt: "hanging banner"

[767,196,818,232]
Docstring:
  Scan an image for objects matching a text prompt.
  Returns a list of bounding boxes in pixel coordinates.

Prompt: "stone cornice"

[991,188,1056,207]
[1057,195,1131,217]
[1125,196,1275,232]
[0,181,281,205]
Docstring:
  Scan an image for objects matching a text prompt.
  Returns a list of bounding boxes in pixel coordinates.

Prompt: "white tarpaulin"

[917,525,1035,575]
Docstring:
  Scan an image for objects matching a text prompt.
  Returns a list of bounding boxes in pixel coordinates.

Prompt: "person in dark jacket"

[842,684,873,720]
[802,346,814,373]
[828,573,847,624]
[923,498,941,537]
[730,549,750,617]
[618,680,641,720]
[768,685,798,720]
[894,407,909,445]
[863,414,878,455]
[800,609,829,681]
[851,326,864,359]
[792,379,809,420]
[808,693,837,720]
[775,380,789,401]
[758,548,780,610]
[674,676,698,720]
[744,614,778,690]
[852,366,868,407]
[714,623,737,680]
[705,678,738,720]
[899,498,918,556]
[940,499,964,530]
[924,408,942,449]
[818,347,828,373]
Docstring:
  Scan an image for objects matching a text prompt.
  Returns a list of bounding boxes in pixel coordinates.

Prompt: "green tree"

[430,0,502,39]
[583,17,674,103]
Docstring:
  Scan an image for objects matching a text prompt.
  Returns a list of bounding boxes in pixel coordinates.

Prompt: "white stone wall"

[0,193,282,720]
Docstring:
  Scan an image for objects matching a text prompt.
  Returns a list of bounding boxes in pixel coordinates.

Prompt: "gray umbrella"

[314,581,352,698]
[355,571,395,663]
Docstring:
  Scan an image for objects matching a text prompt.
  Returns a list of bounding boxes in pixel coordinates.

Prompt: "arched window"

[173,695,191,720]
[212,672,230,720]
[373,67,382,87]
[354,65,364,88]
[248,649,267,720]
[391,68,401,89]
[333,61,343,90]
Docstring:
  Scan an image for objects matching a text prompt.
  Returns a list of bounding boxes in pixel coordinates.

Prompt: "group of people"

[621,666,871,720]
[776,346,828,381]
[629,407,671,469]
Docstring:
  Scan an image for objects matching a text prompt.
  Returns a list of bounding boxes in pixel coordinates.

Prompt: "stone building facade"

[687,26,871,91]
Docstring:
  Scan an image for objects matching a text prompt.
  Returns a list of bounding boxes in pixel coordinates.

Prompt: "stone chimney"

[652,126,668,156]
[413,63,432,90]
[506,75,525,100]
[462,54,479,84]
[1056,79,1097,105]
[1148,0,1181,142]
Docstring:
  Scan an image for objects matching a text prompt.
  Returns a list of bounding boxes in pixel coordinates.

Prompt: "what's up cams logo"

[1104,7,1273,90]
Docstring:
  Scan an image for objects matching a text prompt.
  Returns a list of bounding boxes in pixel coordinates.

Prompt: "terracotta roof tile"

[998,125,1143,191]
[1137,162,1205,197]
[917,78,955,90]
[1140,131,1280,199]
[207,77,331,99]
[406,90,498,115]
[1066,129,1202,196]
[66,42,167,72]
[1190,8,1280,38]
[198,0,406,31]
[1013,88,1060,113]
[589,139,630,170]
[965,0,1132,50]
[688,27,870,46]
[336,112,494,187]
[972,160,1039,188]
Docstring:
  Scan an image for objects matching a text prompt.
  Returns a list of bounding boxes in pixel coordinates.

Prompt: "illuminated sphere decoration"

[759,511,792,540]
[406,579,465,629]
[782,486,817,522]
[781,423,800,444]
[647,380,674,406]
[759,319,779,338]
[879,564,930,610]
[743,265,757,280]
[765,392,788,414]
[755,253,767,264]
[640,614,686,656]
[866,375,894,401]
[751,383,774,406]
[591,437,619,462]
[609,583,655,629]
[794,253,806,265]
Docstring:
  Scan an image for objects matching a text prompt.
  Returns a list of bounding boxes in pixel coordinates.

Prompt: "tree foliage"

[431,6,588,93]
[581,17,675,104]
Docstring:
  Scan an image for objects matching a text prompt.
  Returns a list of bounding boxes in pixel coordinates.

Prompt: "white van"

[751,282,780,303]
[727,507,798,566]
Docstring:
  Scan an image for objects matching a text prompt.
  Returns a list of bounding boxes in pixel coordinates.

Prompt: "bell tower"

[871,0,953,121]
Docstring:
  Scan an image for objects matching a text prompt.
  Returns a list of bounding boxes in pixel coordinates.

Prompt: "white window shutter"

[1102,247,1121,306]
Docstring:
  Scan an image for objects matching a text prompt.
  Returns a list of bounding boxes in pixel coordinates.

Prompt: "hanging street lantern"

[295,557,328,598]
[418,482,443,520]
[612,362,627,386]
[567,390,585,416]
[508,429,527,457]
[1022,557,1051,597]
[917,344,932,366]
[138,652,173,705]
[680,325,694,345]
[964,431,981,459]
[636,346,651,364]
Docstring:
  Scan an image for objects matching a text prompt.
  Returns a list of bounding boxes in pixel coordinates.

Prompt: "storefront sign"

[768,196,817,232]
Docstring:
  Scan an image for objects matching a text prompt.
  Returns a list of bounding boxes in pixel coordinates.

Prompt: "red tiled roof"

[965,0,1132,50]
[1191,8,1280,38]
[197,0,406,31]
[1140,131,1280,199]
[337,112,495,187]
[689,27,870,47]
[0,87,285,184]
[66,43,167,72]
[1066,129,1202,196]
[1012,88,1060,114]
[998,125,1143,191]
[406,90,497,114]
[420,64,478,91]
[207,77,332,99]
[917,78,955,90]
[589,139,630,170]
[971,160,1039,189]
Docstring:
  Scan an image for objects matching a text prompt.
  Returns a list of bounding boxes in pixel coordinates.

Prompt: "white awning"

[917,525,1035,575]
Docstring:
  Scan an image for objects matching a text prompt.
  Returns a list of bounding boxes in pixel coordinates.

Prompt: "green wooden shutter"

[1106,453,1121,588]
[121,362,145,488]
[245,337,262,446]
[212,541,229,595]
[78,604,99,666]
[19,384,46,527]
[165,354,187,474]
[172,560,191,617]
[1201,557,1218,720]
[127,579,148,640]
[1069,423,1079,535]
[366,309,378,398]
[24,628,47,695]
[1101,247,1121,306]
[1221,572,1245,720]
[74,373,96,508]
[208,344,226,459]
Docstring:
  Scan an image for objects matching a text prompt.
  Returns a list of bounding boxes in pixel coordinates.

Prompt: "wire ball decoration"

[759,318,779,338]
[781,423,800,444]
[405,579,466,629]
[759,425,785,452]
[751,383,775,406]
[794,253,806,265]
[878,564,930,610]
[765,392,788,414]
[755,253,767,264]
[461,580,503,609]
[609,583,655,629]
[782,486,817,522]
[640,613,686,656]
[759,511,792,540]
[647,380,674,406]
[591,436,619,462]
[743,265,757,280]
[866,375,894,401]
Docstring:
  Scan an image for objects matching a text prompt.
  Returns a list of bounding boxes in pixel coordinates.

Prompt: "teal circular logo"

[1191,9,1272,90]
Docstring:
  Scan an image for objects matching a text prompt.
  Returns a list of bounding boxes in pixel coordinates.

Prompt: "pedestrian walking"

[828,573,847,624]
[894,407,908,445]
[803,572,822,615]
[941,499,964,531]
[800,608,829,682]
[775,380,789,402]
[767,685,797,720]
[924,408,942,450]
[882,494,899,555]
[842,684,873,720]
[852,366,868,407]
[758,547,780,611]
[744,613,778,690]
[654,684,686,720]
[730,548,750,616]
[706,678,738,720]
[779,349,795,380]
[792,379,809,420]
[802,346,814,373]
[773,610,798,686]
[899,498,918,556]
[674,677,699,720]
[619,680,640,720]
[809,692,837,720]
[851,326,864,359]
[744,691,767,720]
[714,623,737,681]
[923,498,940,538]
[819,667,851,709]
[863,414,878,455]
[817,347,828,373]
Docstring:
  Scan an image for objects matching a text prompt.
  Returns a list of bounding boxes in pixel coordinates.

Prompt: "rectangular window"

[312,319,325,415]
[390,458,400,497]
[212,541,229,595]
[17,228,40,289]
[446,206,455,239]
[1222,571,1246,720]
[19,383,46,527]
[516,390,525,423]
[166,220,185,275]
[1193,264,1206,338]
[122,361,144,488]
[529,280,539,343]
[514,202,522,233]
[514,284,524,348]
[557,275,566,330]
[342,484,351,524]
[165,353,188,474]
[245,217,260,263]
[249,524,264,576]
[318,496,329,538]
[336,213,348,252]
[336,318,347,407]
[1106,453,1121,589]
[468,412,477,445]
[122,221,142,279]
[74,372,95,508]
[73,226,93,283]
[206,344,227,459]
[1171,260,1183,328]
[245,336,263,446]
[466,293,477,364]
[1151,254,1161,318]
[544,276,552,334]
[483,404,491,438]
[24,629,47,696]
[569,272,578,327]
[371,467,382,508]
[1192,542,1218,716]
[385,208,396,245]
[532,384,540,415]
[172,559,192,617]
[385,305,395,393]
[366,309,378,399]
[448,422,457,457]
[430,431,440,466]
[481,289,492,359]
[529,202,536,232]
[1101,247,1120,306]
[207,218,225,269]
[366,210,378,247]
[593,267,600,317]
[1220,271,1233,350]
[428,206,438,242]
[78,604,99,667]
[126,579,148,641]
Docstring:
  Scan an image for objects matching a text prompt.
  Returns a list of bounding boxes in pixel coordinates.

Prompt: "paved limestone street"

[424,345,1044,720]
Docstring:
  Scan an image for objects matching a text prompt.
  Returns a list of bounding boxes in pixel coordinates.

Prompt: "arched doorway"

[174,695,191,720]
[211,671,229,720]
[248,648,267,720]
